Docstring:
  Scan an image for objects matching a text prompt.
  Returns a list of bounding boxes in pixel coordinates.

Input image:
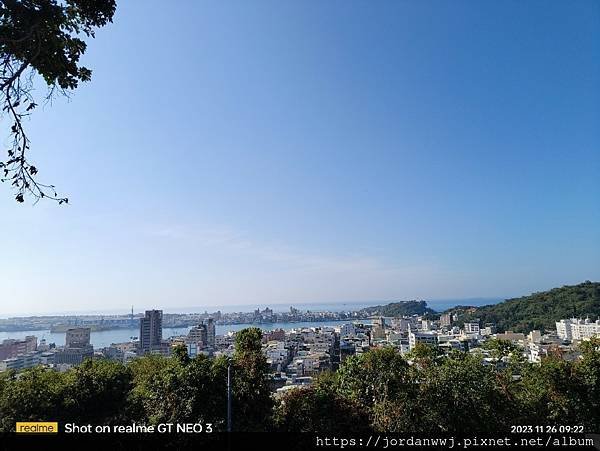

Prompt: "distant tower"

[130,305,134,327]
[139,310,163,354]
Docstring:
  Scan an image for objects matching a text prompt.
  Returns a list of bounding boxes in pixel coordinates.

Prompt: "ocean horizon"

[1,297,506,318]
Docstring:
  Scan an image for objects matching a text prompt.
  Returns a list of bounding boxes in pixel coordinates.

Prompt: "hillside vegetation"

[456,281,600,333]
[360,300,435,317]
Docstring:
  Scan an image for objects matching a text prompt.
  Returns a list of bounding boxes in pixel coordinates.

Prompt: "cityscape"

[2,294,599,391]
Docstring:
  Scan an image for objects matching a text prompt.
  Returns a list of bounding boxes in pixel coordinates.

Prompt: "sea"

[0,297,504,348]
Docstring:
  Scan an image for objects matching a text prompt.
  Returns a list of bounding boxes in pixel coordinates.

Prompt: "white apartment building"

[408,331,438,350]
[464,321,480,335]
[556,318,600,341]
[0,350,54,372]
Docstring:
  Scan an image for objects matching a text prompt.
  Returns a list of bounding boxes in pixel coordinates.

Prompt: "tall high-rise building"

[205,318,215,349]
[139,310,163,354]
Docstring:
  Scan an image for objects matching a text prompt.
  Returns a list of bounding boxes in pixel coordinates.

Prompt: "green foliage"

[332,344,600,434]
[456,281,600,333]
[415,353,514,434]
[0,0,116,202]
[0,0,116,90]
[481,338,522,360]
[360,300,435,317]
[273,383,369,433]
[514,337,600,431]
[0,366,67,430]
[0,359,131,430]
[128,353,226,428]
[405,342,444,366]
[573,337,600,429]
[172,343,190,365]
[62,359,131,425]
[234,327,263,357]
[232,327,273,431]
[336,348,410,407]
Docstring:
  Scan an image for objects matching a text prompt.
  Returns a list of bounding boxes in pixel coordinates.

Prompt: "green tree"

[61,359,132,425]
[232,327,273,431]
[405,342,444,368]
[172,343,190,365]
[482,338,521,359]
[516,356,581,426]
[0,367,66,431]
[0,0,116,203]
[414,352,514,434]
[128,353,227,428]
[273,380,370,433]
[573,337,600,430]
[336,347,410,408]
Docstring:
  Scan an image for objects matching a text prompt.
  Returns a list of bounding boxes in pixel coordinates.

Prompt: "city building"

[408,331,439,350]
[205,318,216,348]
[54,327,93,366]
[0,350,54,372]
[339,323,356,338]
[464,321,480,335]
[556,318,600,341]
[187,323,208,347]
[185,318,216,351]
[371,317,386,341]
[139,309,163,354]
[495,331,526,343]
[0,336,37,360]
[440,313,452,328]
[102,345,125,363]
[66,327,91,348]
[54,346,94,365]
[528,330,542,344]
[263,329,286,343]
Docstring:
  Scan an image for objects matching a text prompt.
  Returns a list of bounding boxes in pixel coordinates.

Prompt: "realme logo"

[15,422,59,433]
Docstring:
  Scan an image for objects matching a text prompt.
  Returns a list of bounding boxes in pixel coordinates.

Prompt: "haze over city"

[1,0,599,316]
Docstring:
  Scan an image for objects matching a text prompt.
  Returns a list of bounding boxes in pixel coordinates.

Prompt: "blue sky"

[1,0,599,315]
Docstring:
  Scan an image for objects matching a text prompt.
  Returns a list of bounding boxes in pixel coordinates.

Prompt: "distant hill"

[360,300,435,317]
[453,281,600,333]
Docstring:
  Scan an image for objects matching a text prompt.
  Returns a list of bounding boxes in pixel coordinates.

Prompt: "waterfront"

[0,319,368,349]
[0,297,506,348]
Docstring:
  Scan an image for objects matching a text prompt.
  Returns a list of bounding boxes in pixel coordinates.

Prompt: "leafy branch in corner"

[0,0,116,204]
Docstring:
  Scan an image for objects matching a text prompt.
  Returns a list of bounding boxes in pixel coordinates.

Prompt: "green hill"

[455,281,600,333]
[360,300,435,317]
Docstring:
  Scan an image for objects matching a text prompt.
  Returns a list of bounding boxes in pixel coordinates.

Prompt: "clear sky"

[1,0,599,315]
